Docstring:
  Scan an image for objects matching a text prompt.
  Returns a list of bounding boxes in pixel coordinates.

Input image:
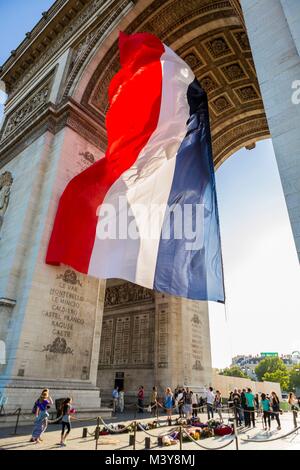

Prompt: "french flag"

[46,32,225,303]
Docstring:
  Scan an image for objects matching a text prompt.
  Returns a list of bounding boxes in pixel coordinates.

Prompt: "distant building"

[231,352,298,380]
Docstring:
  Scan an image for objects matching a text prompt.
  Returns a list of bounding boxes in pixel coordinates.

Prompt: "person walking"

[270,391,281,430]
[260,393,271,431]
[30,389,53,443]
[214,390,223,423]
[150,386,158,416]
[245,388,256,428]
[60,398,74,447]
[137,386,145,413]
[164,387,174,426]
[112,386,119,414]
[118,389,125,413]
[205,387,215,420]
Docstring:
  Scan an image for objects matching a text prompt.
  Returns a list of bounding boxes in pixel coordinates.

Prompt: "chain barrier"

[181,427,236,451]
[0,407,21,418]
[99,416,135,433]
[241,424,300,443]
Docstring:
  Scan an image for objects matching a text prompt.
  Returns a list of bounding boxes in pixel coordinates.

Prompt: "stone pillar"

[280,0,300,58]
[0,126,106,412]
[241,0,300,261]
[154,294,212,394]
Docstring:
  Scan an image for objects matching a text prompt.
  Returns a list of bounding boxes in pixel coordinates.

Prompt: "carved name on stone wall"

[0,171,13,231]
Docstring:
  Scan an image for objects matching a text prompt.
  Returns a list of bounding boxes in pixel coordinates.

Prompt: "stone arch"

[69,0,270,167]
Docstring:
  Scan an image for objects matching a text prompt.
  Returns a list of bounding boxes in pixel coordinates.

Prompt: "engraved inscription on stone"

[99,318,114,365]
[114,316,130,365]
[131,313,152,365]
[41,269,93,378]
[157,305,168,368]
[99,310,154,367]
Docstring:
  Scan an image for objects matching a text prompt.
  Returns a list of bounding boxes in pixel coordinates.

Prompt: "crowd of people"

[112,385,300,432]
[26,384,300,446]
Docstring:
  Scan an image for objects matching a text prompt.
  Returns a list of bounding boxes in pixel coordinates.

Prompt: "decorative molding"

[1,0,110,98]
[56,269,83,286]
[0,98,107,168]
[0,73,54,142]
[42,337,74,355]
[105,282,155,309]
[61,0,133,101]
[0,297,16,307]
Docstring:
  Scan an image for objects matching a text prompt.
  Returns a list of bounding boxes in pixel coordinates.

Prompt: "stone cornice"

[0,98,107,169]
[0,0,132,99]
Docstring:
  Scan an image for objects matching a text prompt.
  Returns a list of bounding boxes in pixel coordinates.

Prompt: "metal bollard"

[293,410,298,429]
[133,421,137,450]
[157,436,163,447]
[233,420,239,451]
[179,426,183,451]
[82,427,88,438]
[129,434,135,447]
[14,408,21,435]
[95,417,100,450]
[145,437,151,449]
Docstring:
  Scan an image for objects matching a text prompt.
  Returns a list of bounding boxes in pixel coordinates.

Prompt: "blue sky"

[1,1,300,368]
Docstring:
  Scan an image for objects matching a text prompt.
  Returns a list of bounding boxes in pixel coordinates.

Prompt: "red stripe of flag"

[46,33,164,273]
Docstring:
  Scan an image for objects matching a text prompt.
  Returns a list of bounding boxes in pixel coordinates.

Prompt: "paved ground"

[0,411,299,451]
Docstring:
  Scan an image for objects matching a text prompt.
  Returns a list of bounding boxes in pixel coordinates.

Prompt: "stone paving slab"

[0,412,299,451]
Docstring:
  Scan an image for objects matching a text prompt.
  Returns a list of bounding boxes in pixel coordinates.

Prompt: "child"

[60,398,74,447]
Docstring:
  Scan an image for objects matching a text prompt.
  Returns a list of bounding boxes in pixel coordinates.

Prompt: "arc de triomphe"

[0,0,299,411]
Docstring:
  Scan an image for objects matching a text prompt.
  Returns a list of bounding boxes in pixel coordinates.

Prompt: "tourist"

[260,393,271,431]
[183,387,193,420]
[241,389,248,426]
[198,395,205,414]
[214,390,223,423]
[118,389,125,413]
[164,387,174,425]
[270,391,281,430]
[176,388,184,418]
[60,398,74,447]
[232,389,243,426]
[288,392,299,414]
[205,387,215,420]
[191,391,198,418]
[112,386,119,413]
[150,386,158,416]
[245,388,256,428]
[137,386,144,413]
[30,389,53,443]
[254,393,260,416]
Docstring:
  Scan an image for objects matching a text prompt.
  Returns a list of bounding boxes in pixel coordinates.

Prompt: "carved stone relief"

[0,171,13,231]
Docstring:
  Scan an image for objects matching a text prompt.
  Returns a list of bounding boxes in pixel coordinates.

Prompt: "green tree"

[289,364,300,391]
[263,370,290,391]
[255,357,287,382]
[219,366,248,379]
